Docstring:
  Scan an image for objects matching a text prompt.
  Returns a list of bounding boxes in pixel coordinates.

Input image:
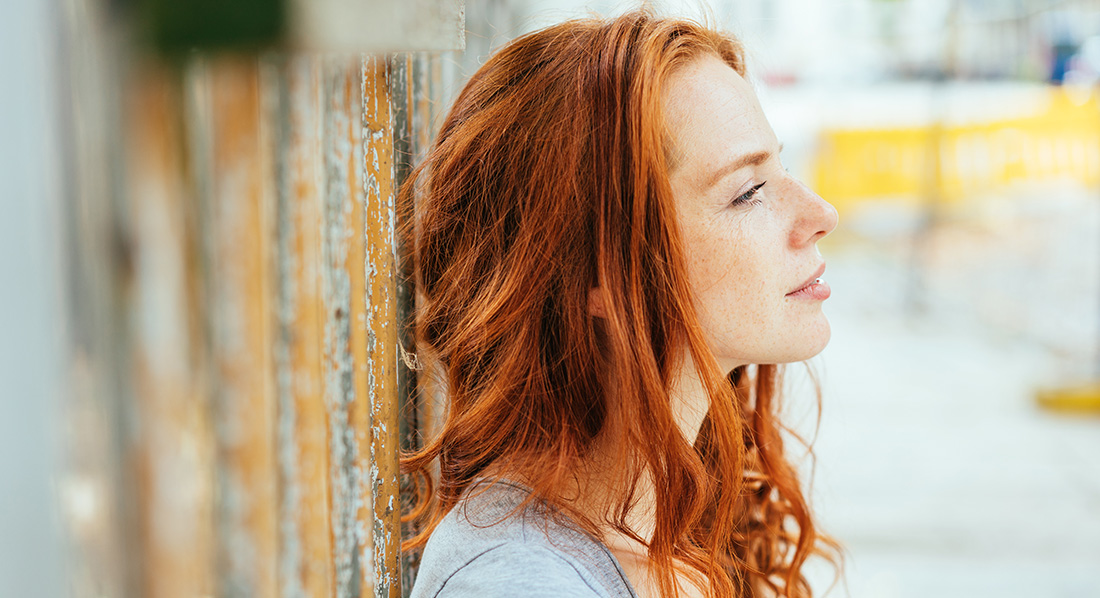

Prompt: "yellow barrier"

[813,88,1100,213]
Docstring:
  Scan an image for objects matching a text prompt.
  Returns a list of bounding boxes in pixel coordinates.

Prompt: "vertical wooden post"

[271,55,337,598]
[124,61,217,598]
[390,52,420,595]
[404,52,449,450]
[57,0,137,594]
[317,57,375,598]
[361,54,402,598]
[198,56,280,598]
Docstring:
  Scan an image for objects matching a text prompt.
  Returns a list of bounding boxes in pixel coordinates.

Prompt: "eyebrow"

[705,143,784,188]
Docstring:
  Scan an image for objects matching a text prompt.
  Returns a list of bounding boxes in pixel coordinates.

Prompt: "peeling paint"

[68,36,435,598]
[271,55,308,598]
[271,54,338,598]
[192,57,280,598]
[321,58,372,598]
[362,54,402,598]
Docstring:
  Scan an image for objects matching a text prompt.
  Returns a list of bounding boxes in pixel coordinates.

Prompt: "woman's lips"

[786,278,831,300]
[786,263,829,300]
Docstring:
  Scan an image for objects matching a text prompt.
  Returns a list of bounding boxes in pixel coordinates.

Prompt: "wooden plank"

[405,52,448,449]
[270,55,336,598]
[125,61,217,598]
[389,53,418,460]
[389,53,420,596]
[410,53,438,166]
[57,0,138,594]
[318,56,372,598]
[198,56,280,598]
[361,54,402,598]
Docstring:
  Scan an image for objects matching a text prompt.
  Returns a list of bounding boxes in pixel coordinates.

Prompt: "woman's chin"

[771,319,833,364]
[711,313,833,370]
[797,318,833,361]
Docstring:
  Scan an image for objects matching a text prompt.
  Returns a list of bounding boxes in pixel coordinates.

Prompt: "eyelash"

[731,181,766,207]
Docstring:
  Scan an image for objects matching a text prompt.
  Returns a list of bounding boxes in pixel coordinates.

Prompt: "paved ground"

[792,193,1100,597]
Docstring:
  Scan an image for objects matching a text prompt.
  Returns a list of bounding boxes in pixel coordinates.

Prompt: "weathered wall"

[53,1,457,597]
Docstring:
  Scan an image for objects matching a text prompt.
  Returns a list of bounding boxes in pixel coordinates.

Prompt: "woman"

[401,9,841,598]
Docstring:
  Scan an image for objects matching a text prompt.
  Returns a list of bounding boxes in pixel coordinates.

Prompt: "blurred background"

[3,0,1099,597]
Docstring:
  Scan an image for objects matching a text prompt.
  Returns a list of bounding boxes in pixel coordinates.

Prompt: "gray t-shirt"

[409,480,638,598]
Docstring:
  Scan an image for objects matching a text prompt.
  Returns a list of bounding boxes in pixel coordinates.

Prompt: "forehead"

[662,55,774,177]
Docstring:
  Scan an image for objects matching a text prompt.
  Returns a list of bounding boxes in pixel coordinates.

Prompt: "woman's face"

[664,54,838,372]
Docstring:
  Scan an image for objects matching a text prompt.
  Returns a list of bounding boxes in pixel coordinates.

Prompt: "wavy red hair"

[400,10,840,597]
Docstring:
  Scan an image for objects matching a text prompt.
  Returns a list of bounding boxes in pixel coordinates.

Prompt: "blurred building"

[476,0,1100,84]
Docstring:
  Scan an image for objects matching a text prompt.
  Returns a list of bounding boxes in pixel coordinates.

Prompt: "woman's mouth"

[786,277,831,300]
[786,263,830,300]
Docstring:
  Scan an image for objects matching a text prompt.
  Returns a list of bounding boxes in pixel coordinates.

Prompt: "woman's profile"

[401,9,841,598]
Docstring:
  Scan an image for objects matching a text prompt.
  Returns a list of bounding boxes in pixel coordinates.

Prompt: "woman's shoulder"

[409,480,637,598]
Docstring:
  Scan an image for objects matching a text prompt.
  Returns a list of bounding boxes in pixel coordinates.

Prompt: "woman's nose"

[789,179,838,247]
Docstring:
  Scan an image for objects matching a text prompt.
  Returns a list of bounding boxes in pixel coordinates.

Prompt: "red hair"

[401,10,840,597]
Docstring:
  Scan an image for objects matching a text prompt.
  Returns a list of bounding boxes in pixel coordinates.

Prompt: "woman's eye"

[731,181,766,207]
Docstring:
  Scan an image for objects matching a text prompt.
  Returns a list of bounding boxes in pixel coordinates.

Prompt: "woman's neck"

[668,353,712,446]
[562,354,715,596]
[578,352,713,531]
